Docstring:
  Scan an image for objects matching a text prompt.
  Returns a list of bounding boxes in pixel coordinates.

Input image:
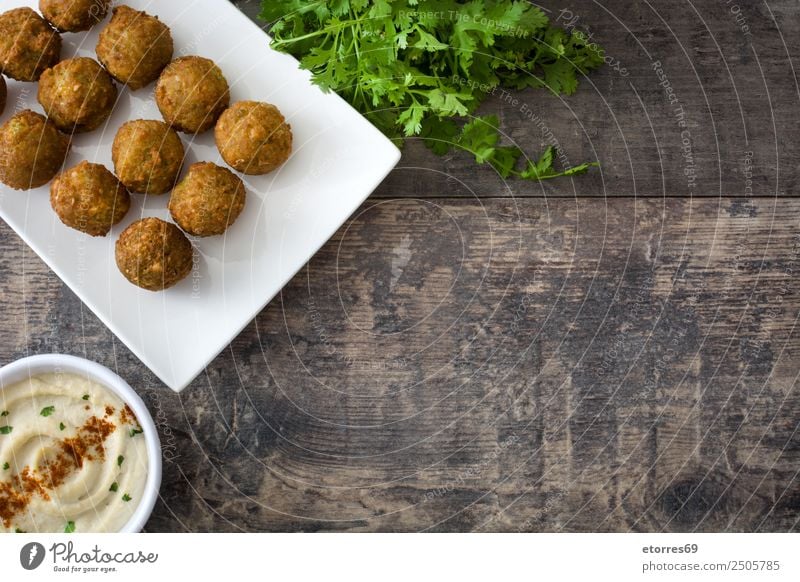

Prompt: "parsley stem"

[271,20,360,47]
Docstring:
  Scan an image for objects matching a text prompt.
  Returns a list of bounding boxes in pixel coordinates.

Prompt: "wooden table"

[2,0,798,532]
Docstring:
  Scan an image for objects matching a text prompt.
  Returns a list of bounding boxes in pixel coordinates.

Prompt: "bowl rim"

[0,354,162,533]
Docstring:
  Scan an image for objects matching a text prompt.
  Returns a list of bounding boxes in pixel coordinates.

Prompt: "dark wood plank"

[236,0,800,198]
[2,197,798,532]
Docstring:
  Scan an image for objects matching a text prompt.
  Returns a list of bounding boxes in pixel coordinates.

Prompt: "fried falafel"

[215,101,292,175]
[38,57,117,133]
[112,119,185,195]
[51,161,130,236]
[115,217,193,291]
[0,7,62,82]
[0,110,70,190]
[40,0,110,32]
[156,56,230,134]
[0,76,5,116]
[169,162,245,237]
[96,5,173,90]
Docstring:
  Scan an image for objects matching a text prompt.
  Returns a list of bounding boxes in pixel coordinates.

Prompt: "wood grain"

[2,197,798,532]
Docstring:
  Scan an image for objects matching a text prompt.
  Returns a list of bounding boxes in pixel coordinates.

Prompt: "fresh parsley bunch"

[260,0,603,181]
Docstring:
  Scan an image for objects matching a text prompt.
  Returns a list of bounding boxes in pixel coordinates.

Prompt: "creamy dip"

[0,373,148,533]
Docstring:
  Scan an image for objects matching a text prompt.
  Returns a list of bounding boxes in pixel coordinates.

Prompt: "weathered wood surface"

[0,0,799,532]
[2,197,798,532]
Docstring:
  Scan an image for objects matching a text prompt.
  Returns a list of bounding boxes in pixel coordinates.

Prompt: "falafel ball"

[156,56,230,134]
[96,5,173,90]
[50,161,130,236]
[40,0,111,32]
[169,162,246,237]
[115,217,193,291]
[0,76,6,116]
[215,101,292,175]
[0,7,62,82]
[38,57,117,133]
[112,120,184,195]
[0,110,70,190]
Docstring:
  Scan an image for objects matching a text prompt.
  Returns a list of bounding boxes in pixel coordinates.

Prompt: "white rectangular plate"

[0,0,401,391]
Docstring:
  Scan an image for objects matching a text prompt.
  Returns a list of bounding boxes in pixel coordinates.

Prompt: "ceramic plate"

[0,0,401,391]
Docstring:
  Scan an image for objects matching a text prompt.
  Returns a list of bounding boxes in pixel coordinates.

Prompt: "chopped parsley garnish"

[64,521,75,533]
[0,410,8,417]
[2,462,9,470]
[40,405,55,417]
[59,422,66,431]
[0,426,12,435]
[117,455,124,467]
[82,394,90,400]
[109,482,119,492]
[122,493,132,502]
[15,528,26,533]
[129,427,143,437]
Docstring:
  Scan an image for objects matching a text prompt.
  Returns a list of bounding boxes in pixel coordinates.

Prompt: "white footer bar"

[2,533,797,581]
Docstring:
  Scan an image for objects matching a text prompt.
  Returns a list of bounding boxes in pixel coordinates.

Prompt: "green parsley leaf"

[82,394,90,401]
[122,493,132,502]
[64,521,75,533]
[59,422,66,431]
[0,410,8,417]
[261,0,603,182]
[15,528,26,533]
[117,455,124,467]
[0,426,12,435]
[109,482,119,492]
[40,406,55,417]
[2,462,9,470]
[129,428,144,438]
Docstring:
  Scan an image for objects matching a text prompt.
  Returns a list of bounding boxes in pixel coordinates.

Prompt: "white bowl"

[0,354,162,532]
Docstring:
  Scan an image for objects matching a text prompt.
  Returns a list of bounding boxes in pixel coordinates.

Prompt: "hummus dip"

[0,373,148,533]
